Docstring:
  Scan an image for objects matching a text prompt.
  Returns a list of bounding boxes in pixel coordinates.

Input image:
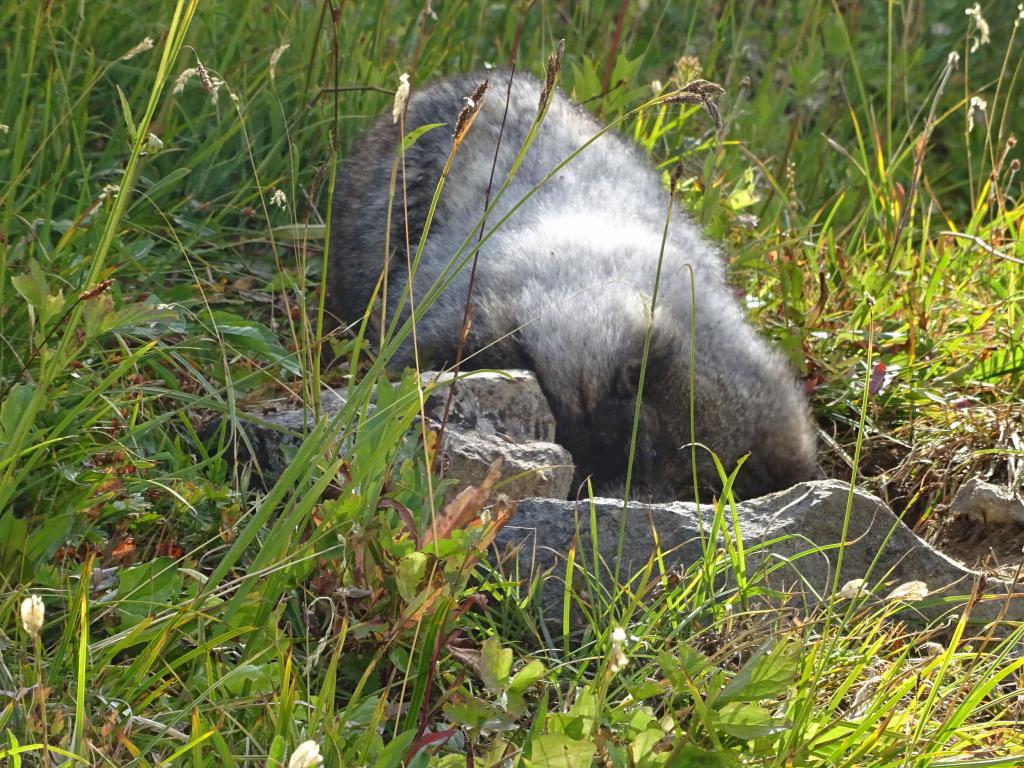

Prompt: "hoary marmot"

[327,69,817,501]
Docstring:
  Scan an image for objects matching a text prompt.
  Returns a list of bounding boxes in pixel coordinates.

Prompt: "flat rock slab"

[495,479,1024,624]
[220,370,573,498]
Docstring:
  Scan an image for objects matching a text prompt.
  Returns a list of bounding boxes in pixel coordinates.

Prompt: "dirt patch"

[821,403,1024,578]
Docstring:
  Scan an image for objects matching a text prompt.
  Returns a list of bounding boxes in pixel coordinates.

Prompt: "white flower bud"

[392,73,410,124]
[20,594,44,639]
[287,740,323,768]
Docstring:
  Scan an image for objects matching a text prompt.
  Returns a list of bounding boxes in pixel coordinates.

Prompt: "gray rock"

[950,478,1024,525]
[420,369,557,442]
[494,479,1024,623]
[222,370,573,499]
[442,427,573,500]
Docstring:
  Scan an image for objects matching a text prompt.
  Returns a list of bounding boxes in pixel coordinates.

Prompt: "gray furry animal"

[327,70,817,501]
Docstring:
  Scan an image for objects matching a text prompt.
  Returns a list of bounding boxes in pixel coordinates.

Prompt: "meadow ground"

[1,1,1023,765]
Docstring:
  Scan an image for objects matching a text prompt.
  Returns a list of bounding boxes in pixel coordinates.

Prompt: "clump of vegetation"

[1,0,1022,764]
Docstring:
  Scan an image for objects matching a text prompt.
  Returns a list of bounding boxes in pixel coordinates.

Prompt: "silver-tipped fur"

[327,70,817,501]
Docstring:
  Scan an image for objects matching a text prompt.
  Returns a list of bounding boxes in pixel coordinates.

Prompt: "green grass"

[2,0,1023,764]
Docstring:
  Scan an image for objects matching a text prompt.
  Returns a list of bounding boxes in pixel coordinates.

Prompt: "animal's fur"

[327,70,817,500]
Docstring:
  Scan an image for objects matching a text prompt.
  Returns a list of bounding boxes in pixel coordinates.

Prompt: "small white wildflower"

[608,626,628,674]
[172,67,198,95]
[144,132,163,154]
[287,740,322,768]
[651,79,664,95]
[1018,3,1024,26]
[964,3,990,53]
[837,578,868,600]
[887,580,929,602]
[967,95,987,133]
[20,594,44,639]
[98,184,120,203]
[947,51,961,69]
[0,124,8,135]
[269,188,287,209]
[269,42,290,81]
[392,72,410,124]
[120,36,155,61]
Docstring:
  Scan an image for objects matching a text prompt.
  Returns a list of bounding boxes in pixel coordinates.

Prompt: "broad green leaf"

[659,645,710,691]
[508,659,547,715]
[372,730,415,768]
[711,702,790,741]
[627,680,667,701]
[528,734,594,768]
[10,259,49,313]
[719,639,800,704]
[727,167,760,210]
[444,698,512,729]
[665,744,740,767]
[509,659,546,694]
[480,636,512,693]
[215,663,278,697]
[396,551,427,601]
[630,727,665,764]
[115,558,183,629]
[0,384,34,442]
[208,310,300,375]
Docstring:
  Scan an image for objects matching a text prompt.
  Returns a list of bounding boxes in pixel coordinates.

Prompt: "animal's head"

[518,283,818,502]
[520,287,688,501]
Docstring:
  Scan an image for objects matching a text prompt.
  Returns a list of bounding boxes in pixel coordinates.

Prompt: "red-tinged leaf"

[110,536,136,563]
[868,361,887,396]
[422,458,502,549]
[406,728,456,759]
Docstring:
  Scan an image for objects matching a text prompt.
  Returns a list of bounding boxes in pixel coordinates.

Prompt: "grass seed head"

[660,78,726,132]
[453,80,489,143]
[392,72,410,124]
[120,36,155,61]
[964,3,990,52]
[538,39,565,112]
[269,42,289,81]
[968,95,987,132]
[79,279,113,302]
[172,67,197,95]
